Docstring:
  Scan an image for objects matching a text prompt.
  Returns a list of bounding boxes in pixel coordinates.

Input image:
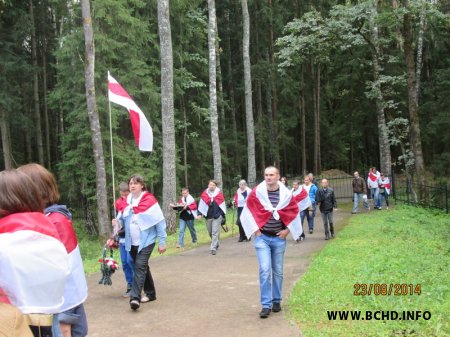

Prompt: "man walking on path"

[240,166,302,319]
[352,172,369,214]
[367,167,381,209]
[170,188,198,248]
[316,179,337,240]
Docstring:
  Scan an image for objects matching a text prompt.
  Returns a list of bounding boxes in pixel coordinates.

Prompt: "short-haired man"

[240,166,302,318]
[315,179,337,240]
[352,171,369,214]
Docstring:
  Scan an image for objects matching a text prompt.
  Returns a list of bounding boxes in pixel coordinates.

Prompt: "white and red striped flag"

[198,188,227,216]
[292,186,312,211]
[124,192,165,230]
[108,73,153,151]
[240,182,302,240]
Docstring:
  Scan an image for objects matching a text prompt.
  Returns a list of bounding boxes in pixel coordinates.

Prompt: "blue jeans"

[370,187,380,208]
[178,219,197,246]
[254,234,286,308]
[378,192,389,208]
[353,193,369,212]
[300,209,314,232]
[120,242,134,286]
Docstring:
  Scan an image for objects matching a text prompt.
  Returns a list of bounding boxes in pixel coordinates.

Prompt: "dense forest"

[1,0,449,235]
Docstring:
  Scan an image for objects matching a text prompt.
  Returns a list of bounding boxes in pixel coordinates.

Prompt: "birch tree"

[80,0,110,237]
[157,0,177,232]
[241,0,256,185]
[207,0,223,185]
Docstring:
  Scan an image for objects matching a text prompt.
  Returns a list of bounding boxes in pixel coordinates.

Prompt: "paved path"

[84,209,350,337]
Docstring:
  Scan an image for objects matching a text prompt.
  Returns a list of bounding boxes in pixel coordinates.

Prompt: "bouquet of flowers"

[98,245,119,286]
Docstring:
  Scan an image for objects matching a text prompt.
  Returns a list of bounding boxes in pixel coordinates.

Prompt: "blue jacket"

[308,184,318,203]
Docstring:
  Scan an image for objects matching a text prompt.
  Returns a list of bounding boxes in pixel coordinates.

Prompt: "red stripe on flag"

[0,212,60,240]
[108,82,132,100]
[47,212,78,253]
[129,109,141,147]
[133,192,158,214]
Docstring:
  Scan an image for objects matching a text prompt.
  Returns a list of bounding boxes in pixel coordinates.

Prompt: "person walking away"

[291,180,311,241]
[240,166,302,318]
[352,171,370,214]
[170,188,198,248]
[315,179,337,240]
[198,180,226,255]
[18,164,88,337]
[367,167,381,209]
[303,175,318,233]
[0,170,69,337]
[233,180,252,242]
[378,173,391,209]
[112,182,134,297]
[122,175,167,310]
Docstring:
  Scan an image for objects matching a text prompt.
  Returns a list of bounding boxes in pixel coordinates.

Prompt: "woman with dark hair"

[122,174,167,310]
[0,170,69,337]
[18,163,88,337]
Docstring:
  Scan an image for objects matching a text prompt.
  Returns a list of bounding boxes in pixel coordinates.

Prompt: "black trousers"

[236,207,246,239]
[129,243,156,302]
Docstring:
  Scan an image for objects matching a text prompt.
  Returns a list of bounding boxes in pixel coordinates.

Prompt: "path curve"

[85,209,350,337]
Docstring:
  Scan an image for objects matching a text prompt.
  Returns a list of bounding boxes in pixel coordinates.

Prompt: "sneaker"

[130,299,140,310]
[351,211,358,214]
[386,207,389,210]
[309,229,313,234]
[141,295,156,303]
[272,303,281,312]
[211,250,217,255]
[176,244,181,248]
[259,308,271,318]
[331,232,335,238]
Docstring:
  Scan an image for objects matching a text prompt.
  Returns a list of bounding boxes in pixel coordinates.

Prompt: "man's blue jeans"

[370,187,380,208]
[178,219,197,246]
[254,234,286,309]
[300,209,314,231]
[353,193,369,212]
[119,242,134,286]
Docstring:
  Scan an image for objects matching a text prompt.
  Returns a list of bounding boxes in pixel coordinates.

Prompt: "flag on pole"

[108,73,153,151]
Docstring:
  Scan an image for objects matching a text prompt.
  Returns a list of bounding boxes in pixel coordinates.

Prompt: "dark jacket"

[352,177,367,194]
[316,188,337,213]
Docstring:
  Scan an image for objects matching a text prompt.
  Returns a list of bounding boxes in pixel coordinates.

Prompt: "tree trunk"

[182,96,188,188]
[312,63,318,174]
[42,38,51,169]
[316,64,321,174]
[256,80,265,175]
[81,0,110,237]
[301,89,306,175]
[415,0,426,98]
[215,19,225,132]
[30,0,44,165]
[401,0,426,193]
[369,3,392,176]
[0,110,13,169]
[208,0,223,186]
[158,0,177,233]
[241,0,256,186]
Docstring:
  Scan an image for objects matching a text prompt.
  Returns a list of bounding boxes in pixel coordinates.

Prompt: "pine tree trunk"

[215,19,225,132]
[81,0,110,237]
[241,0,256,186]
[30,0,44,165]
[42,40,51,169]
[301,89,306,175]
[256,80,265,175]
[371,2,392,176]
[158,0,177,233]
[267,0,280,168]
[312,63,318,174]
[225,9,238,168]
[182,96,188,188]
[401,0,426,194]
[415,0,426,98]
[208,0,223,185]
[0,110,13,169]
[316,65,321,174]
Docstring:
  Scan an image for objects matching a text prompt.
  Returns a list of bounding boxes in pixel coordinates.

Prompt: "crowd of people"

[1,163,391,333]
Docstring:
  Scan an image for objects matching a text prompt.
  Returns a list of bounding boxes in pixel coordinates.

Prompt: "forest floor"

[84,205,353,337]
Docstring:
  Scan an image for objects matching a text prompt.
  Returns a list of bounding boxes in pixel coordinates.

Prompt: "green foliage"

[289,205,450,336]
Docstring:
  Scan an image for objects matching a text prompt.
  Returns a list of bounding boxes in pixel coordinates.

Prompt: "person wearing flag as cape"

[377,173,391,210]
[0,169,69,337]
[240,166,302,318]
[122,175,167,310]
[198,180,226,255]
[18,164,88,337]
[233,179,252,242]
[170,187,198,248]
[367,167,381,209]
[292,178,312,242]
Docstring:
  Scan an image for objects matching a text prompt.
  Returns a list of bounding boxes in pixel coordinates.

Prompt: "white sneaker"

[386,207,389,210]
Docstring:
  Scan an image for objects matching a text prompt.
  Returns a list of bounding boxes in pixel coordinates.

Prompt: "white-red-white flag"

[108,73,153,151]
[292,186,312,211]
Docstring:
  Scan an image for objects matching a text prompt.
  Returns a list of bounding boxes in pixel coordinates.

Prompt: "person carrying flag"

[240,166,302,318]
[170,187,198,248]
[377,173,391,209]
[292,178,312,242]
[122,175,167,310]
[367,167,381,209]
[198,180,226,255]
[233,180,252,242]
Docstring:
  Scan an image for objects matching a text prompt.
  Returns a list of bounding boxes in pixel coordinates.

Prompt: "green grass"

[288,205,449,337]
[75,209,240,274]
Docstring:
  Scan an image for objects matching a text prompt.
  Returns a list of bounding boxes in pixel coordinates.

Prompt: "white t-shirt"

[130,216,141,246]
